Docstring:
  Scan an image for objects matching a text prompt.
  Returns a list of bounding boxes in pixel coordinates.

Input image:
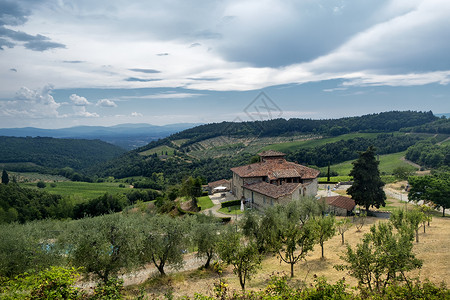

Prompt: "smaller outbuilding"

[207,179,231,194]
[321,195,356,216]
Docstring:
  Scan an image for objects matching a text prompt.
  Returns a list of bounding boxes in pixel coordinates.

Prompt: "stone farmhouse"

[230,150,320,209]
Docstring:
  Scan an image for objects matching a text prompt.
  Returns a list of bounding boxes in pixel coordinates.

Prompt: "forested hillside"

[90,111,441,182]
[0,136,125,172]
[142,110,436,150]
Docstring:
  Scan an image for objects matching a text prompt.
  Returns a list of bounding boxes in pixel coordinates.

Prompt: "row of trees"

[0,200,433,297]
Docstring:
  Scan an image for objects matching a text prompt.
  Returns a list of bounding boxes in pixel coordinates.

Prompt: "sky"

[0,0,449,128]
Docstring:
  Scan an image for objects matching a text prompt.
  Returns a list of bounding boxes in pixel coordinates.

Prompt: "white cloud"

[69,94,90,106]
[0,85,60,118]
[124,92,204,100]
[131,112,143,117]
[72,106,99,117]
[96,99,117,107]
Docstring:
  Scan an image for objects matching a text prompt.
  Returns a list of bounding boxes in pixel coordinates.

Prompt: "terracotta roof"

[244,182,301,199]
[258,150,286,157]
[231,160,320,179]
[323,196,355,211]
[208,179,230,189]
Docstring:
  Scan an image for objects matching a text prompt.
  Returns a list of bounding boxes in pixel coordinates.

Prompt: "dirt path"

[400,156,421,169]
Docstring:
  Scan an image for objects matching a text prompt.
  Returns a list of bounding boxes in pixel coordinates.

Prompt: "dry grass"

[125,197,450,299]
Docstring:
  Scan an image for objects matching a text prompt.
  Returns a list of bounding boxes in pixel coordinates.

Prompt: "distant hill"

[0,123,201,150]
[89,111,441,182]
[0,136,125,173]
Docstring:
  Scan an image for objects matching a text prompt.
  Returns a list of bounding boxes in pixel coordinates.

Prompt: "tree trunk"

[239,273,245,291]
[290,263,294,278]
[423,222,426,233]
[205,255,211,269]
[321,242,324,259]
[415,229,419,243]
[341,233,345,245]
[157,265,166,276]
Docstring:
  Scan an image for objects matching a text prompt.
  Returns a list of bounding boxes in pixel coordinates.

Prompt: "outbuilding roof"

[323,196,356,211]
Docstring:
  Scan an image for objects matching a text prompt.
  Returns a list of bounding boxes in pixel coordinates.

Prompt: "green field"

[21,181,131,201]
[260,132,383,153]
[320,151,418,176]
[197,195,214,210]
[139,145,176,157]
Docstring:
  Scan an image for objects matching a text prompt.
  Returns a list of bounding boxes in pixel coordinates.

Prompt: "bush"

[221,200,241,208]
[36,181,46,189]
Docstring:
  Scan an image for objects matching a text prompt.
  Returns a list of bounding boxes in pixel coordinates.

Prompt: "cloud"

[63,60,84,64]
[9,68,17,72]
[72,106,99,117]
[131,112,143,117]
[189,43,201,48]
[125,77,161,82]
[0,85,60,118]
[129,68,161,74]
[0,4,65,51]
[96,99,117,107]
[126,92,204,99]
[156,53,169,56]
[69,94,90,106]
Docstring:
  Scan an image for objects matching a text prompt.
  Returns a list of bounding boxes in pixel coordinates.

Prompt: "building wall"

[303,178,318,197]
[243,188,276,210]
[232,172,244,198]
[326,206,348,216]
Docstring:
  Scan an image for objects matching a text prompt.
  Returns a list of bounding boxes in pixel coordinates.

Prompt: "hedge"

[221,200,241,208]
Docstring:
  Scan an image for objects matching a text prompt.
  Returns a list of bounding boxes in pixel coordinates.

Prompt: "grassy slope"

[260,132,382,153]
[21,181,131,201]
[139,145,176,156]
[197,196,214,210]
[319,151,418,176]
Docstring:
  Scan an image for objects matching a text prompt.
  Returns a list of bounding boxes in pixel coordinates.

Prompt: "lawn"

[21,181,131,201]
[197,195,214,210]
[319,151,418,176]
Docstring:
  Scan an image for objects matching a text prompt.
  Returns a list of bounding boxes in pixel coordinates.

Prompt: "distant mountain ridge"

[0,123,201,149]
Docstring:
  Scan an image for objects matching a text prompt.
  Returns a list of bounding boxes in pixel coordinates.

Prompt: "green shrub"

[221,200,241,208]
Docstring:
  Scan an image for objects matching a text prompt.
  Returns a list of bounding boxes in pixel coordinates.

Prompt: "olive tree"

[140,214,190,276]
[336,222,422,294]
[336,218,352,245]
[271,199,319,277]
[312,215,336,259]
[65,213,143,283]
[0,220,64,278]
[217,228,261,291]
[192,214,222,268]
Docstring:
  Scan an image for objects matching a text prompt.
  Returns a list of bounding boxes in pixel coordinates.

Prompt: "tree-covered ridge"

[91,133,423,182]
[401,116,450,134]
[0,136,125,171]
[138,111,436,152]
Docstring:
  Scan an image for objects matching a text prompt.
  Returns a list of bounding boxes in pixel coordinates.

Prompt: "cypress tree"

[347,146,386,212]
[1,170,9,185]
